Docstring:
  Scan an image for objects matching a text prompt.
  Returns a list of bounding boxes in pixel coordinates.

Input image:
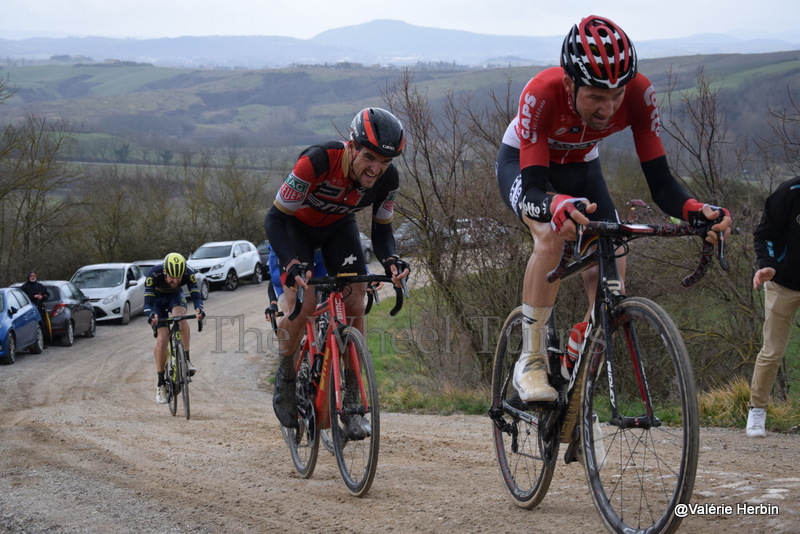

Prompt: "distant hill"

[1,49,798,161]
[1,19,799,69]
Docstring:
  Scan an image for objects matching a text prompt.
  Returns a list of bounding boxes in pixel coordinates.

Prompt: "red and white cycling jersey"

[502,67,667,168]
[273,141,398,227]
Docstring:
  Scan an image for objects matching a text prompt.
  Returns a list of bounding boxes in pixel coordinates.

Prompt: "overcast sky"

[4,0,799,41]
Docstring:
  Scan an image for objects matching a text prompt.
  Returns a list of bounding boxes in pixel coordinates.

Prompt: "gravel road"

[1,283,798,533]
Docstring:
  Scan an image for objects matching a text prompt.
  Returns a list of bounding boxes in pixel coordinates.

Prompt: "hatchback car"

[70,263,146,325]
[187,240,263,291]
[0,287,45,364]
[133,260,210,301]
[359,232,374,264]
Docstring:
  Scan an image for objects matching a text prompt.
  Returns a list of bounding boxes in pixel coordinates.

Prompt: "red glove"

[550,195,589,232]
[682,199,730,227]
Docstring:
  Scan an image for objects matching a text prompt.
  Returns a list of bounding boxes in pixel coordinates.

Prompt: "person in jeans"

[748,176,800,437]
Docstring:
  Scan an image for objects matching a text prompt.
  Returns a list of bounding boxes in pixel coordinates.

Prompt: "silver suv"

[187,240,263,291]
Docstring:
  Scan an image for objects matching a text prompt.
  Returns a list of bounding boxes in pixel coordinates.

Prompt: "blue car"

[0,287,45,364]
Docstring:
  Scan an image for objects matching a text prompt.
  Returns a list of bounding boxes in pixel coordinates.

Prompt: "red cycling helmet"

[349,107,405,158]
[561,15,637,89]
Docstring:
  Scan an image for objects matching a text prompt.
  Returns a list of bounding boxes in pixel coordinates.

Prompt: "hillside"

[1,50,799,157]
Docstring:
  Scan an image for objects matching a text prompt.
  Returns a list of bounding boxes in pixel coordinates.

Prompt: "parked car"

[256,241,272,279]
[0,287,45,364]
[359,232,374,264]
[187,240,263,291]
[70,263,146,325]
[133,259,210,301]
[394,221,421,256]
[12,280,96,346]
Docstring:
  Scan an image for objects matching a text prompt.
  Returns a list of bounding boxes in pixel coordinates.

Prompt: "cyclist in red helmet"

[496,15,732,402]
[265,107,410,430]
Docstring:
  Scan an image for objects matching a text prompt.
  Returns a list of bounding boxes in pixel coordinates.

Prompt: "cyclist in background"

[144,253,205,404]
[495,15,731,402]
[265,107,410,431]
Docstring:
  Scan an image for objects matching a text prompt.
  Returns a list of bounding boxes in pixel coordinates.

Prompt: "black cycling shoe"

[273,366,298,429]
[344,412,371,440]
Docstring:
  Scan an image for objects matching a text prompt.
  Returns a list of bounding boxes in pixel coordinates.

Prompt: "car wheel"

[84,315,96,338]
[120,302,131,325]
[364,248,373,264]
[224,270,239,291]
[60,320,75,347]
[29,324,45,354]
[1,333,16,364]
[200,280,210,300]
[252,263,263,284]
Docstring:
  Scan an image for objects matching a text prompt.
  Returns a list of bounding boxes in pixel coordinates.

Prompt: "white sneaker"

[746,407,766,438]
[513,354,557,402]
[156,385,169,404]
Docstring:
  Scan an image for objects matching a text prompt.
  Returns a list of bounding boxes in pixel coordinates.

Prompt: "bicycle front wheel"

[329,326,379,497]
[490,307,559,510]
[582,296,699,534]
[166,348,178,417]
[176,341,190,420]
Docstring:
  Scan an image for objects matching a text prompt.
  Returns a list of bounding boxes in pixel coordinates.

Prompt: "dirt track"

[1,283,798,533]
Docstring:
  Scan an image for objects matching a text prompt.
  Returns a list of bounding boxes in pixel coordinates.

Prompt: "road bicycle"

[489,218,727,534]
[275,272,404,497]
[153,314,205,420]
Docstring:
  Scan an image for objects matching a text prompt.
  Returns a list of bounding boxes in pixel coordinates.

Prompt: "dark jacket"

[753,176,800,291]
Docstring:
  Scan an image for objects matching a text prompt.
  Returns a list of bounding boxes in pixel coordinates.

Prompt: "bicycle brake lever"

[717,233,729,271]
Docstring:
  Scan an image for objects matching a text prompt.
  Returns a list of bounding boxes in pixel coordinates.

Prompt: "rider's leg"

[154,327,169,403]
[515,217,563,402]
[172,305,195,375]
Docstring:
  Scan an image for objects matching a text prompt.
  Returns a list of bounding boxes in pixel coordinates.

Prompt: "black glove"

[148,313,156,325]
[280,262,302,288]
[382,254,410,278]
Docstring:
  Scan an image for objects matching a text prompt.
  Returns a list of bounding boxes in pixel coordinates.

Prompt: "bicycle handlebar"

[287,273,407,320]
[546,221,729,288]
[151,312,206,338]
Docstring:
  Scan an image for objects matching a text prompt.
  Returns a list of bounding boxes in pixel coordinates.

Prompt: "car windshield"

[191,245,232,260]
[72,268,124,288]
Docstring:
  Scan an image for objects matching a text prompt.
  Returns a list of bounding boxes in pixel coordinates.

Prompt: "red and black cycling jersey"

[502,67,691,221]
[273,141,398,227]
[267,141,399,268]
[143,265,203,315]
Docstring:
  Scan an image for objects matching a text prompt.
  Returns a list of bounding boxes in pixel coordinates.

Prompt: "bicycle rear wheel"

[282,348,319,478]
[329,326,379,497]
[581,296,698,534]
[490,307,559,509]
[175,341,190,420]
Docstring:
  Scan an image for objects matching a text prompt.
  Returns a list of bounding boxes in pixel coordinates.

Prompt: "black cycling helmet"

[163,252,186,278]
[561,15,637,89]
[349,107,405,158]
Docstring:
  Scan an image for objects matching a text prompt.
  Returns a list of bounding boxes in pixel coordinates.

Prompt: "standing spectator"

[748,176,800,437]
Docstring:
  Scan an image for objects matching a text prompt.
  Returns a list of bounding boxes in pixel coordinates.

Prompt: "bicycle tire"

[167,344,178,417]
[329,326,379,497]
[490,307,559,509]
[283,347,320,478]
[176,341,190,420]
[581,296,699,534]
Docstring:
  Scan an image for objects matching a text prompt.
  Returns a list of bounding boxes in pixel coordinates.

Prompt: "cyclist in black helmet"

[144,252,205,404]
[264,107,410,431]
[495,16,732,402]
